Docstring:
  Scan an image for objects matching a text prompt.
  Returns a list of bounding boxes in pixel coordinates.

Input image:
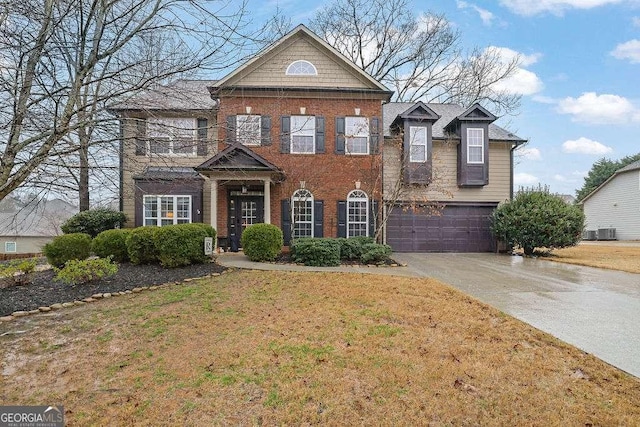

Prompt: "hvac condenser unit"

[582,230,597,241]
[597,228,616,241]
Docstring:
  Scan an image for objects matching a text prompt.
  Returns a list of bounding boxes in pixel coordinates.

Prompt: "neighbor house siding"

[0,237,53,254]
[383,139,511,203]
[229,36,373,89]
[583,170,640,240]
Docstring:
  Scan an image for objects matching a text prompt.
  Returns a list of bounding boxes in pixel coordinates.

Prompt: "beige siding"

[1,237,52,254]
[121,113,218,227]
[234,37,372,89]
[383,140,512,203]
[583,170,640,240]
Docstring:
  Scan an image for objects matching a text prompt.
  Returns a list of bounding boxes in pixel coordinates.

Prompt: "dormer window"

[286,60,317,76]
[467,128,484,164]
[409,126,428,162]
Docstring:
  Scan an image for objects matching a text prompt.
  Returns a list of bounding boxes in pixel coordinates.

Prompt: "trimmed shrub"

[55,257,118,285]
[0,258,37,287]
[61,208,127,238]
[291,238,341,267]
[240,223,283,262]
[360,243,392,264]
[92,229,131,262]
[186,222,216,238]
[126,227,159,265]
[339,236,375,260]
[43,233,92,268]
[491,186,585,255]
[154,223,216,268]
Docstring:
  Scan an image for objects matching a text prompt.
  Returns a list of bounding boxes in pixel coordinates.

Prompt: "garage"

[386,204,497,252]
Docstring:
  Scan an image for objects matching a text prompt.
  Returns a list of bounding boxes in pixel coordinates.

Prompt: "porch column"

[263,178,271,224]
[210,179,218,231]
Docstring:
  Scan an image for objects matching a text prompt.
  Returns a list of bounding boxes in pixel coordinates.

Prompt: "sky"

[244,0,640,197]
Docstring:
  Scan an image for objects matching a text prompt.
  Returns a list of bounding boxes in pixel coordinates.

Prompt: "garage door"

[386,204,497,252]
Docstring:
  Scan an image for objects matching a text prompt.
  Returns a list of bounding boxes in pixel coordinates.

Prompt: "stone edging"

[0,269,234,324]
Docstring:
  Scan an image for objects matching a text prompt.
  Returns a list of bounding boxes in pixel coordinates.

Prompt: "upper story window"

[143,195,191,226]
[290,115,315,154]
[236,115,261,146]
[347,189,369,238]
[147,117,197,156]
[345,117,369,155]
[286,60,317,76]
[467,128,484,164]
[292,189,314,239]
[409,126,428,162]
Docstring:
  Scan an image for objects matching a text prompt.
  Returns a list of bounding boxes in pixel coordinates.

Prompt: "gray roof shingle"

[110,80,219,111]
[382,102,525,142]
[617,159,640,173]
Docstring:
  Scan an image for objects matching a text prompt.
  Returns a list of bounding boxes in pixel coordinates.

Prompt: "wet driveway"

[391,253,640,378]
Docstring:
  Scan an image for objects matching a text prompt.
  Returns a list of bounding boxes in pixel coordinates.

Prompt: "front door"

[228,196,264,251]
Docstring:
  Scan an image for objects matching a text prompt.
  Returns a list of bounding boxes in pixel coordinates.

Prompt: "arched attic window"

[286,60,317,76]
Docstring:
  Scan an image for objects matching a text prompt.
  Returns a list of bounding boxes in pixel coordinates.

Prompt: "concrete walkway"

[218,252,640,378]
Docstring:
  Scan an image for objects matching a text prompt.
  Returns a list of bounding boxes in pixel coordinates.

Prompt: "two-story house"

[382,102,526,252]
[112,25,392,250]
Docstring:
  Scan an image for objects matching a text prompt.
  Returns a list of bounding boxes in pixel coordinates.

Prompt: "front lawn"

[541,244,640,274]
[1,270,638,425]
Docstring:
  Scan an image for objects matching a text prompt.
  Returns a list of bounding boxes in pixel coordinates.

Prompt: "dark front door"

[229,196,264,251]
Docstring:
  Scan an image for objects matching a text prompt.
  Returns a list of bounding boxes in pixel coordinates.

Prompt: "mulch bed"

[0,261,226,317]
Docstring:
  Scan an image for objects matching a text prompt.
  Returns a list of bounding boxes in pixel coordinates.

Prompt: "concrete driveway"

[391,253,640,378]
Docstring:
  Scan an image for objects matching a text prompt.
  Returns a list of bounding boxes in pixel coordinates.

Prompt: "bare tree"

[310,0,521,115]
[0,0,254,206]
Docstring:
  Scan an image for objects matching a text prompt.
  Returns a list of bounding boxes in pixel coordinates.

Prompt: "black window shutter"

[281,199,292,245]
[335,117,345,155]
[225,115,236,144]
[337,200,347,238]
[197,118,208,156]
[315,116,325,153]
[369,200,379,239]
[280,116,290,153]
[135,118,147,155]
[314,200,324,238]
[370,117,380,154]
[261,115,272,146]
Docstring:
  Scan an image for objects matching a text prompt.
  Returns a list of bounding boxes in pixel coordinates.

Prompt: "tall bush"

[61,208,127,237]
[154,223,216,268]
[43,233,92,267]
[491,187,585,255]
[126,227,159,265]
[92,229,131,262]
[240,223,283,262]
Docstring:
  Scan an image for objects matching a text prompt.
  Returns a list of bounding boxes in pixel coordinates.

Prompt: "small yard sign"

[204,237,213,255]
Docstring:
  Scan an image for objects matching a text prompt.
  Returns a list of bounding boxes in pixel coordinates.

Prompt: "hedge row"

[291,237,391,267]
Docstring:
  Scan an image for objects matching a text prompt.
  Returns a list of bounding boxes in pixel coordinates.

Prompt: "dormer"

[391,102,440,185]
[444,103,496,187]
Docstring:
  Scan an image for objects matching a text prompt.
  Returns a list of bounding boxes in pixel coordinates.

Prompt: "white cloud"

[487,47,544,96]
[532,95,556,104]
[500,0,623,16]
[554,170,587,183]
[562,137,613,155]
[457,1,495,26]
[611,39,640,64]
[633,17,640,27]
[518,147,542,160]
[554,174,569,182]
[557,92,639,124]
[514,172,540,187]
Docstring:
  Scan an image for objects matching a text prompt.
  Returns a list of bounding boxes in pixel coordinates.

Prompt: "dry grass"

[542,244,640,274]
[1,270,639,425]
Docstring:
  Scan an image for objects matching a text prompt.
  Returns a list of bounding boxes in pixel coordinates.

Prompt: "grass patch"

[542,244,640,273]
[0,270,639,425]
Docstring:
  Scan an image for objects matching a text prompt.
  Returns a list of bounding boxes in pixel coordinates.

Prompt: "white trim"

[292,189,314,238]
[345,116,369,155]
[286,60,318,76]
[4,241,17,253]
[467,128,484,164]
[409,126,428,163]
[143,195,192,226]
[347,189,369,238]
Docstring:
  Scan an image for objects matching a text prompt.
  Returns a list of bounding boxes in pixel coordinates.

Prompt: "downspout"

[118,116,124,212]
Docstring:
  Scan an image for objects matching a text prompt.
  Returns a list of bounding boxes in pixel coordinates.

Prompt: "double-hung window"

[290,115,315,154]
[147,118,197,155]
[292,189,314,238]
[345,117,369,155]
[409,126,428,162]
[236,115,261,146]
[347,190,368,237]
[143,195,191,226]
[467,128,484,164]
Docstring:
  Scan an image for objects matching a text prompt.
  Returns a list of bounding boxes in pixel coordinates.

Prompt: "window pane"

[409,126,427,162]
[347,137,368,154]
[410,145,426,162]
[286,60,317,76]
[347,190,368,238]
[149,139,170,154]
[173,139,194,154]
[5,242,17,252]
[467,128,484,163]
[237,115,261,145]
[291,116,315,134]
[292,135,314,153]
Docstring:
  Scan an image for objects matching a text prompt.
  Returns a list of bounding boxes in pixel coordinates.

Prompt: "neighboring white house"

[581,160,640,241]
[0,198,77,255]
